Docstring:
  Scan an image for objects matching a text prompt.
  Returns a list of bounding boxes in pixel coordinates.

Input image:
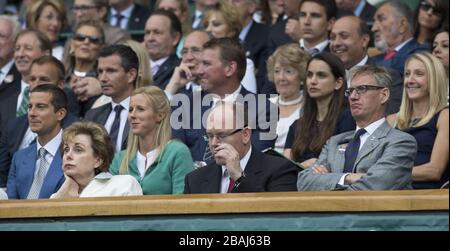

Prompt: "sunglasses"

[73,33,102,44]
[420,1,443,16]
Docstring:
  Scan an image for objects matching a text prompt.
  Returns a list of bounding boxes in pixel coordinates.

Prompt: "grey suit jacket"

[297,121,417,191]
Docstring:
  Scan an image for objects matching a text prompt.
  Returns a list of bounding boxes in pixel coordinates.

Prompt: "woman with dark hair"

[284,52,355,168]
[413,0,448,45]
[432,25,449,77]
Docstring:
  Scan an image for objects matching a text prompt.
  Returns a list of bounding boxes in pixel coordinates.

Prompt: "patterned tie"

[110,105,124,151]
[384,50,397,60]
[343,129,367,173]
[17,86,30,117]
[114,13,124,28]
[27,147,49,199]
[303,47,319,56]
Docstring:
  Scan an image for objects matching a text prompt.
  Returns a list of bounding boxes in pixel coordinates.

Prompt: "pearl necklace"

[278,94,303,106]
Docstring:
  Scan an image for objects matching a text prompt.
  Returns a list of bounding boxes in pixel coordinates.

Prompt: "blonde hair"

[204,0,243,38]
[122,40,153,88]
[62,122,114,173]
[26,0,67,34]
[119,86,171,174]
[266,43,309,84]
[396,52,448,130]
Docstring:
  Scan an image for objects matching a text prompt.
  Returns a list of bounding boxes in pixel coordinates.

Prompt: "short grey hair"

[0,15,21,40]
[380,1,414,34]
[349,65,392,89]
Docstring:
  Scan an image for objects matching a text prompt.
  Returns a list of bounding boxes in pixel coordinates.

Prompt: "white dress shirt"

[110,4,134,29]
[150,56,169,76]
[220,147,252,193]
[136,148,158,179]
[104,98,130,152]
[338,118,386,185]
[35,130,63,178]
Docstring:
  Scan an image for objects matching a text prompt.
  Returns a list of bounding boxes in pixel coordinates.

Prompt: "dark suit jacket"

[84,102,129,150]
[6,143,65,199]
[171,87,277,162]
[359,2,377,24]
[0,64,21,99]
[244,21,271,93]
[267,18,294,55]
[372,38,429,76]
[366,57,403,114]
[184,149,298,193]
[0,113,78,187]
[153,54,180,90]
[108,3,151,42]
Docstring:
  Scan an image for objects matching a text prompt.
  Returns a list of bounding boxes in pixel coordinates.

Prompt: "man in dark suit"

[84,44,138,152]
[231,0,271,92]
[184,101,298,194]
[6,84,68,199]
[298,0,337,56]
[0,15,20,97]
[0,29,52,135]
[165,30,210,98]
[108,0,151,41]
[371,1,429,77]
[0,56,79,187]
[330,15,403,114]
[297,65,416,191]
[172,37,277,164]
[336,0,376,24]
[144,10,181,89]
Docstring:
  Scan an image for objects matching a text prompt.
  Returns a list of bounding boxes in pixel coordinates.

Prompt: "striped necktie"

[17,86,30,117]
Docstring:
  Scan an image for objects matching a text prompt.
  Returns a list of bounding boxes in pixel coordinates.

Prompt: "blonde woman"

[387,52,449,189]
[26,0,67,60]
[109,86,193,194]
[266,43,308,153]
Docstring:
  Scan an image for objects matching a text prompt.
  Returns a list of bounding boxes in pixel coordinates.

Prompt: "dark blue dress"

[401,110,449,189]
[285,108,356,163]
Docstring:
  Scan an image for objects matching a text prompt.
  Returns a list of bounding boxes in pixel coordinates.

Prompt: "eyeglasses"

[73,33,102,44]
[72,5,97,12]
[344,85,385,97]
[419,1,443,16]
[203,128,244,142]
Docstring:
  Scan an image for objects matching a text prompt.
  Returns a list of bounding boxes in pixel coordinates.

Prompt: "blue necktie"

[343,129,367,173]
[110,105,124,150]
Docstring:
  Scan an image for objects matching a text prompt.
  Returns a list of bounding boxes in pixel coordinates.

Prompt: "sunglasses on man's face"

[73,33,102,44]
[420,1,443,16]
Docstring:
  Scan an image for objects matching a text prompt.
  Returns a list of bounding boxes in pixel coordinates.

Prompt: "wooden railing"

[0,189,447,219]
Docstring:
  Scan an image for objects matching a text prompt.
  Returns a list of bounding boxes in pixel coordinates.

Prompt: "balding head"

[330,16,370,69]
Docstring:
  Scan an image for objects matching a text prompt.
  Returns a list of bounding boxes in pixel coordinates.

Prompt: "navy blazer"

[84,102,129,151]
[0,113,78,187]
[372,39,429,76]
[6,143,64,199]
[171,86,277,162]
[184,149,298,193]
[153,54,180,90]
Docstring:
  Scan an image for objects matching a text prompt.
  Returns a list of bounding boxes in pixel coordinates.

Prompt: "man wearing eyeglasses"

[297,65,417,191]
[184,101,298,194]
[371,1,428,77]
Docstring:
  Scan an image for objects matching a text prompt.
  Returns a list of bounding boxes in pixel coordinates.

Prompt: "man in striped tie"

[184,101,298,194]
[6,84,67,199]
